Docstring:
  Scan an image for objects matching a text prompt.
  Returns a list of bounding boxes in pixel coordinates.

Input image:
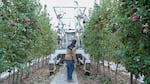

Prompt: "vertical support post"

[130,72,133,84]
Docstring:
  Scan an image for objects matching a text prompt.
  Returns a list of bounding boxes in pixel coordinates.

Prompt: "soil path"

[22,65,52,84]
[50,65,78,84]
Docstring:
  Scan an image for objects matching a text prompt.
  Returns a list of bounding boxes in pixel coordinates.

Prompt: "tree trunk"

[46,56,48,64]
[38,58,40,69]
[115,62,119,84]
[25,63,29,78]
[8,69,11,84]
[20,70,23,83]
[15,70,19,84]
[108,61,110,74]
[12,68,15,84]
[28,62,30,77]
[94,59,96,74]
[42,56,44,67]
[32,63,36,72]
[130,72,133,84]
[102,59,105,77]
[98,60,100,75]
[96,61,99,76]
[34,60,36,72]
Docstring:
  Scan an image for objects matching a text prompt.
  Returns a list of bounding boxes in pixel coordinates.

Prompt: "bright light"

[39,0,95,29]
[39,0,94,17]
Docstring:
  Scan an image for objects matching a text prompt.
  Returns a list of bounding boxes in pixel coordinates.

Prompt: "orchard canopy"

[0,0,150,84]
[0,0,57,73]
[83,0,150,83]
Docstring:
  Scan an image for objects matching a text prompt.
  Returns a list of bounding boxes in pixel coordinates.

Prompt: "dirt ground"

[76,63,143,84]
[22,65,52,84]
[21,63,143,84]
[76,65,125,84]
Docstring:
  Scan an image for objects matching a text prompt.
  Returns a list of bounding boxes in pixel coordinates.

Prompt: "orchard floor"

[21,65,53,84]
[22,63,143,84]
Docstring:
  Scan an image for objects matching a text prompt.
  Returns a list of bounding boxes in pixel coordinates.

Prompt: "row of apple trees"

[0,0,57,73]
[83,0,150,83]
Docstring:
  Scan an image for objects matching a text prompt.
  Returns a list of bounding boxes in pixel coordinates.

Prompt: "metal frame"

[49,2,90,74]
[53,6,86,18]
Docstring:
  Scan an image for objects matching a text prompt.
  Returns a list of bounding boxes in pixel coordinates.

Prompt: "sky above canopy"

[39,0,96,29]
[40,0,95,17]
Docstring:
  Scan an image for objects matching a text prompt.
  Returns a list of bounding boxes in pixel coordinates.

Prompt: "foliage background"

[0,0,57,73]
[83,0,150,83]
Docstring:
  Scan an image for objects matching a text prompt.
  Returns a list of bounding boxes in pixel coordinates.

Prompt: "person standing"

[64,39,78,82]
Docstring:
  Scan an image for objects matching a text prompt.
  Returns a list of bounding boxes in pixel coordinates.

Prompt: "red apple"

[131,7,137,14]
[111,29,116,33]
[130,5,134,8]
[11,24,16,27]
[130,5,137,14]
[22,18,30,23]
[120,25,125,30]
[130,16,139,22]
[114,45,118,49]
[140,27,144,33]
[126,34,130,38]
[0,14,3,17]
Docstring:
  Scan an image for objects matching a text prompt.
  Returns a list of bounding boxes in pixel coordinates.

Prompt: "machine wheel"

[49,72,54,76]
[49,64,54,70]
[86,63,90,71]
[84,72,90,76]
